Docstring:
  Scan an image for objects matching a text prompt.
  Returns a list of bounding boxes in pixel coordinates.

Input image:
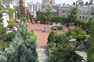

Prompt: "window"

[63,10,65,13]
[83,16,84,19]
[86,12,88,15]
[80,11,82,14]
[80,16,81,19]
[83,11,85,15]
[63,14,65,16]
[86,17,87,20]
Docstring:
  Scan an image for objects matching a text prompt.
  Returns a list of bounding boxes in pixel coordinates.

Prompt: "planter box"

[44,27,51,32]
[55,30,64,34]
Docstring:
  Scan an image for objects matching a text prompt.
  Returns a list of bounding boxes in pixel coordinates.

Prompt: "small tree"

[17,7,21,19]
[87,21,94,62]
[0,0,1,6]
[68,6,78,25]
[37,9,41,20]
[0,21,38,62]
[47,30,55,44]
[26,10,30,21]
[43,5,53,22]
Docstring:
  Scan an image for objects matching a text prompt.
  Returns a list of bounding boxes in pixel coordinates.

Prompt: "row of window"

[62,10,89,15]
[79,16,88,20]
[80,11,89,15]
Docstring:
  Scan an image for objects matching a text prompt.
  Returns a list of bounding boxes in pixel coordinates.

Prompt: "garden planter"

[55,30,64,34]
[44,27,51,32]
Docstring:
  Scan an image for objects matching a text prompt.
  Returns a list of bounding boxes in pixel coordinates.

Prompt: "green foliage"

[4,32,16,41]
[7,23,14,28]
[88,21,94,62]
[0,21,38,62]
[30,30,38,46]
[76,27,82,34]
[37,9,41,20]
[37,20,40,24]
[17,7,21,19]
[0,41,11,51]
[50,43,84,62]
[0,7,15,19]
[26,10,30,21]
[0,27,7,34]
[68,6,78,24]
[71,32,76,38]
[0,1,1,6]
[57,26,63,30]
[47,30,55,44]
[43,5,53,21]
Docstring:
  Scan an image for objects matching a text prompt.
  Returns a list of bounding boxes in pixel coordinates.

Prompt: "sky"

[28,0,89,5]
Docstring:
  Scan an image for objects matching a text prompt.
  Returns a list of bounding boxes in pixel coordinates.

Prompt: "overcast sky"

[28,0,89,4]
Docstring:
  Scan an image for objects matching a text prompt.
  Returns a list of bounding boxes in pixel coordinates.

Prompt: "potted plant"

[44,25,51,32]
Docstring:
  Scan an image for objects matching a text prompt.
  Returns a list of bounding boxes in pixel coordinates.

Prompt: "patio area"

[28,23,68,49]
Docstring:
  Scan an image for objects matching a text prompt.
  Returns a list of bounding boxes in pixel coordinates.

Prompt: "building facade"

[1,0,18,9]
[59,5,91,21]
[42,0,55,5]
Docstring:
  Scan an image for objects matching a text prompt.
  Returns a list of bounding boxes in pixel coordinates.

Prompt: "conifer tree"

[26,10,30,21]
[17,7,21,19]
[87,21,94,62]
[68,6,78,25]
[0,21,38,62]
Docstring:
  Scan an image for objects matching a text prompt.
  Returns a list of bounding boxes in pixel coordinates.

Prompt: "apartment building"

[1,0,18,9]
[59,5,91,21]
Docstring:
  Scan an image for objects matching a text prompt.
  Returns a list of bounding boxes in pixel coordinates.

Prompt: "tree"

[26,10,30,21]
[68,6,78,25]
[47,30,55,44]
[17,7,21,19]
[50,35,84,62]
[37,9,41,20]
[43,5,53,21]
[50,44,84,62]
[0,0,1,6]
[87,21,94,62]
[0,21,38,62]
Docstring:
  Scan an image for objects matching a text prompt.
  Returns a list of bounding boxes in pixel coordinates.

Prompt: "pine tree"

[37,9,41,20]
[87,21,94,62]
[26,10,30,21]
[17,7,21,19]
[0,21,38,62]
[68,6,78,25]
[47,30,55,44]
[0,0,1,6]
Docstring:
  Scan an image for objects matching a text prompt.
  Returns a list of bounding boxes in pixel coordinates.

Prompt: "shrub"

[37,20,40,24]
[5,32,16,41]
[76,34,86,41]
[1,27,7,34]
[76,27,82,34]
[57,26,63,30]
[71,32,76,38]
[7,23,14,28]
[47,30,55,44]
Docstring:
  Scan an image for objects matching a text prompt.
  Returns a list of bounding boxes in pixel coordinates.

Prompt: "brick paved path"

[28,23,49,49]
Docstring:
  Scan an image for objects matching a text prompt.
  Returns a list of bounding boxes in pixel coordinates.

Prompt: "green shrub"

[71,32,76,38]
[47,30,55,44]
[76,34,86,41]
[1,27,7,34]
[5,32,16,41]
[76,27,82,34]
[37,20,40,24]
[76,41,84,47]
[57,26,63,30]
[7,23,14,28]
